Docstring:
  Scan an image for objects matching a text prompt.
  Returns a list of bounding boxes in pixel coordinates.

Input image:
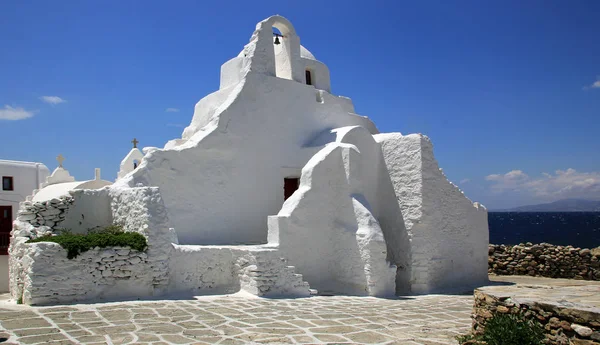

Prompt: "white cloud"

[460,178,471,184]
[165,108,180,113]
[583,76,600,90]
[0,105,35,120]
[40,96,66,105]
[486,168,600,200]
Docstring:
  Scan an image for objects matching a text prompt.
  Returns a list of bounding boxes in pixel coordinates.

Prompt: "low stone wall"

[472,287,600,345]
[167,244,311,298]
[16,196,73,231]
[10,239,152,305]
[9,187,172,305]
[489,243,600,280]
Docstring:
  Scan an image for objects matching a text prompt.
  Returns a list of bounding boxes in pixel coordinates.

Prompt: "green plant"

[457,313,544,345]
[27,225,147,259]
[455,334,475,344]
[55,228,72,236]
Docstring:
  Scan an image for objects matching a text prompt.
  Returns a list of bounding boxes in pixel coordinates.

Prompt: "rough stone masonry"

[488,243,600,281]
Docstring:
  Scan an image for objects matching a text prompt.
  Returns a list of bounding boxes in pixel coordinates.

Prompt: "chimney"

[95,168,101,180]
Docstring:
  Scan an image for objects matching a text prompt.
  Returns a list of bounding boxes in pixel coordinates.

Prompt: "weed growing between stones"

[457,313,544,345]
[27,225,147,259]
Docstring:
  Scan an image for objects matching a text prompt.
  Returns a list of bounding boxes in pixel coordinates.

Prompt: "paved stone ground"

[0,292,472,345]
[4,276,596,345]
[484,275,600,309]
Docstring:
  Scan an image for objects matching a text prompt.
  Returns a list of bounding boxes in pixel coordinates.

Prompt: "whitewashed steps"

[236,252,311,297]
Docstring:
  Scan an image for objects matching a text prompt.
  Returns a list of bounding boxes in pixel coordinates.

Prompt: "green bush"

[27,225,147,259]
[457,313,544,345]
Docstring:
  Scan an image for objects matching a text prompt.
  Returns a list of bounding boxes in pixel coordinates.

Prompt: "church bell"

[274,35,281,45]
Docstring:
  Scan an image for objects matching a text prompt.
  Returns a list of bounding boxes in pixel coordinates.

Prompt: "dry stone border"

[469,281,600,345]
[488,243,600,280]
[15,196,74,234]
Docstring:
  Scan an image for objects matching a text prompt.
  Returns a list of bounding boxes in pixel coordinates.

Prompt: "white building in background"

[0,160,49,292]
[117,138,144,180]
[31,155,112,203]
[10,16,490,304]
[0,160,50,222]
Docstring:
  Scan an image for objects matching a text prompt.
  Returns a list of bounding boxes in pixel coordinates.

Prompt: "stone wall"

[472,289,600,345]
[489,243,600,280]
[9,187,174,305]
[10,240,152,305]
[16,196,73,231]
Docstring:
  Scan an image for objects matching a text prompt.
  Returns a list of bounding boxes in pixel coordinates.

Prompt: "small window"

[2,176,13,191]
[284,177,300,201]
[305,70,312,86]
[133,160,139,169]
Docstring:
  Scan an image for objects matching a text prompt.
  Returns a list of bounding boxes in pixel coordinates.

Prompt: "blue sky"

[1,1,599,209]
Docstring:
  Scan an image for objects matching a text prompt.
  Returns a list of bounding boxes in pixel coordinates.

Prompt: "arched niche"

[247,15,303,83]
[271,17,296,81]
[270,16,296,37]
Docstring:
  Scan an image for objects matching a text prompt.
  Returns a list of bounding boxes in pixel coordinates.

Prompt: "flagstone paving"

[0,293,473,345]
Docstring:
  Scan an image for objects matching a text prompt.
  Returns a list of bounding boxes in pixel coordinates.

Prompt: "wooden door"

[284,178,300,201]
[0,206,11,255]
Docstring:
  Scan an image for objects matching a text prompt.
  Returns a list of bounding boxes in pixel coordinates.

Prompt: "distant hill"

[498,199,600,212]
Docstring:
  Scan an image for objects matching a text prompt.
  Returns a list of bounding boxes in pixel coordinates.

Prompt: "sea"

[488,212,600,248]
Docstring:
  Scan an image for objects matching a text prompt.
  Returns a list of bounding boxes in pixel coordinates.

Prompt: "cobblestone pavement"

[0,293,473,345]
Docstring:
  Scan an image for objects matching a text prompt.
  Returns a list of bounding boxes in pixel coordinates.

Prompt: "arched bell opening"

[272,25,293,80]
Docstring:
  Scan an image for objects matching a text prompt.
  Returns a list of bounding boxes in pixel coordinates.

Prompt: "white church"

[8,16,489,304]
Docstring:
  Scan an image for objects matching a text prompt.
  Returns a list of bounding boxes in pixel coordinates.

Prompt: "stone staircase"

[236,250,315,297]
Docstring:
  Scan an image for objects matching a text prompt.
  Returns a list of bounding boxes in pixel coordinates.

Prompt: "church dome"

[237,44,316,60]
[300,46,316,60]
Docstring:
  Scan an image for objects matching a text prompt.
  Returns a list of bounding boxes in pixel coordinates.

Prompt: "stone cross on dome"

[56,154,65,168]
[132,138,139,148]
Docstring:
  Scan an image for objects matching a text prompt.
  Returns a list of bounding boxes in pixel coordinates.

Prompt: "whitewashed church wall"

[180,86,237,142]
[301,58,331,93]
[220,57,244,89]
[268,143,396,296]
[168,245,240,295]
[60,189,112,234]
[334,126,412,293]
[376,133,489,294]
[123,72,378,246]
[109,187,173,291]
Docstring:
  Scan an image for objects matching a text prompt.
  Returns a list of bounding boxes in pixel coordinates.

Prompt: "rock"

[130,256,141,265]
[496,306,510,313]
[570,339,597,345]
[117,249,130,256]
[579,249,591,256]
[40,208,61,217]
[572,324,593,337]
[558,321,572,331]
[548,317,561,328]
[18,213,36,221]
